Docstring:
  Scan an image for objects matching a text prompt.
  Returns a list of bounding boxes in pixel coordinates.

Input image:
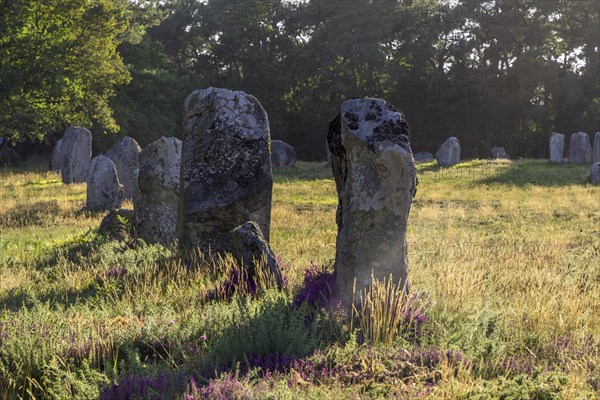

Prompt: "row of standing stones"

[49,88,599,304]
[550,131,600,184]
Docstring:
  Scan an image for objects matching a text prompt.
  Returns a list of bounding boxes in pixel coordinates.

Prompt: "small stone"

[491,147,509,159]
[99,209,134,241]
[413,151,433,163]
[230,221,283,289]
[271,140,296,168]
[86,155,123,212]
[435,137,461,167]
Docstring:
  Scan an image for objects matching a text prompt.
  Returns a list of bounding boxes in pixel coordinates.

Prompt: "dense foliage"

[1,0,599,158]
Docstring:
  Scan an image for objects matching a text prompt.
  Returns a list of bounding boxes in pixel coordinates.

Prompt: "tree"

[0,0,131,144]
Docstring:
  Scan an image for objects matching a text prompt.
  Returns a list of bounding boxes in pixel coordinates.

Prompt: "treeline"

[1,0,599,161]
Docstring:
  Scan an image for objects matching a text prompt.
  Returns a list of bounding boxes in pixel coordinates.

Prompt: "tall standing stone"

[135,137,182,245]
[60,126,92,184]
[86,155,123,212]
[328,98,417,304]
[179,88,273,253]
[593,132,600,164]
[435,137,461,167]
[105,137,141,199]
[549,132,565,164]
[568,132,592,164]
[271,140,297,168]
[50,139,63,171]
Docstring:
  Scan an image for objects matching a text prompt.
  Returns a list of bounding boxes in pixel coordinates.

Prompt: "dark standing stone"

[61,126,92,184]
[135,137,182,245]
[178,87,273,254]
[568,132,592,164]
[590,162,600,185]
[328,98,417,304]
[549,132,565,164]
[593,132,600,164]
[271,140,297,168]
[50,139,63,172]
[86,155,123,212]
[105,137,141,199]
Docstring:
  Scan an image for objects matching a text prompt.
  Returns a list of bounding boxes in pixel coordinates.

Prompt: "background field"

[0,160,598,399]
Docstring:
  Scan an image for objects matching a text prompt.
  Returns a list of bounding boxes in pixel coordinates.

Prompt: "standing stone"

[491,147,509,159]
[549,132,565,164]
[86,155,123,212]
[271,140,297,168]
[589,162,600,185]
[568,132,592,164]
[413,151,433,163]
[50,139,63,171]
[230,221,283,289]
[105,137,141,199]
[328,98,417,304]
[135,137,182,245]
[61,126,92,184]
[179,88,273,253]
[593,132,600,164]
[435,137,461,167]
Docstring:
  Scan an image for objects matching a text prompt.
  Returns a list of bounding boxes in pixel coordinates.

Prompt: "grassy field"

[0,159,598,399]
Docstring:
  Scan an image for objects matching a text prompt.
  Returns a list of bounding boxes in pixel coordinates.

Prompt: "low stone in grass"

[413,151,433,163]
[99,209,135,241]
[435,137,461,167]
[230,221,283,289]
[491,147,509,159]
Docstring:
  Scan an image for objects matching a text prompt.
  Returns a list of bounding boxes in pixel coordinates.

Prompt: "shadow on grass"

[273,162,332,182]
[477,161,593,187]
[0,284,99,312]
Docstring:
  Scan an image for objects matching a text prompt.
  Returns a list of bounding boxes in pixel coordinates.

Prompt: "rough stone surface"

[230,221,283,288]
[435,137,461,167]
[60,126,92,183]
[135,137,182,245]
[105,137,141,199]
[328,98,417,304]
[549,132,565,164]
[271,140,297,168]
[568,132,592,164]
[179,88,273,254]
[413,151,433,163]
[99,209,135,241]
[590,162,600,185]
[491,147,510,159]
[50,139,63,171]
[86,155,123,212]
[593,132,600,164]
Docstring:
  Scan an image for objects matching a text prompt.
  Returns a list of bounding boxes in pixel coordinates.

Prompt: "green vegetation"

[1,160,598,399]
[1,1,599,159]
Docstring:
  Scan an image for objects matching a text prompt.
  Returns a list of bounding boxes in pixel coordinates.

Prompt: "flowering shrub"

[293,264,336,308]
